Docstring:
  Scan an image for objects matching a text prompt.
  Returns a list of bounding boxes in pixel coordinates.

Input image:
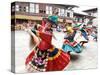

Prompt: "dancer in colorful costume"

[62,23,82,53]
[25,19,70,72]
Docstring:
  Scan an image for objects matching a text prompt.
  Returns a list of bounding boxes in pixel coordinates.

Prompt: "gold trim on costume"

[49,47,55,52]
[48,49,62,61]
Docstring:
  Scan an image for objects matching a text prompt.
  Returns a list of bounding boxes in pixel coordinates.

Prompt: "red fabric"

[25,31,70,71]
[41,20,46,27]
[38,32,53,51]
[64,39,70,44]
[25,49,70,71]
[38,26,43,32]
[46,51,70,71]
[70,41,77,46]
[25,50,35,65]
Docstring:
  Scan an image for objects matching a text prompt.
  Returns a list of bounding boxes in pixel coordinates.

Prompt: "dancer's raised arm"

[26,28,40,45]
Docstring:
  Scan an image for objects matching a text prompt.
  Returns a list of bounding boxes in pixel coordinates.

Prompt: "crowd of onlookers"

[12,19,97,42]
[13,21,37,30]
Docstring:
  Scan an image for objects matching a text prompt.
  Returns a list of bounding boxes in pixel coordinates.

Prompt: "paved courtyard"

[13,30,98,73]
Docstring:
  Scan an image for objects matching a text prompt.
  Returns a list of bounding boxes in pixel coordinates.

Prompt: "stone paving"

[13,31,98,73]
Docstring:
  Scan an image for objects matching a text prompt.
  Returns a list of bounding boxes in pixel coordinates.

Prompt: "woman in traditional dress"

[25,19,70,72]
[62,23,82,53]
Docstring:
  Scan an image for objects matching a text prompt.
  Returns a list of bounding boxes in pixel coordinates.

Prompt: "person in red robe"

[25,19,70,72]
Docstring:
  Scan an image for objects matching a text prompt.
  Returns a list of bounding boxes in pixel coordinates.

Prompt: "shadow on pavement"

[70,54,81,62]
